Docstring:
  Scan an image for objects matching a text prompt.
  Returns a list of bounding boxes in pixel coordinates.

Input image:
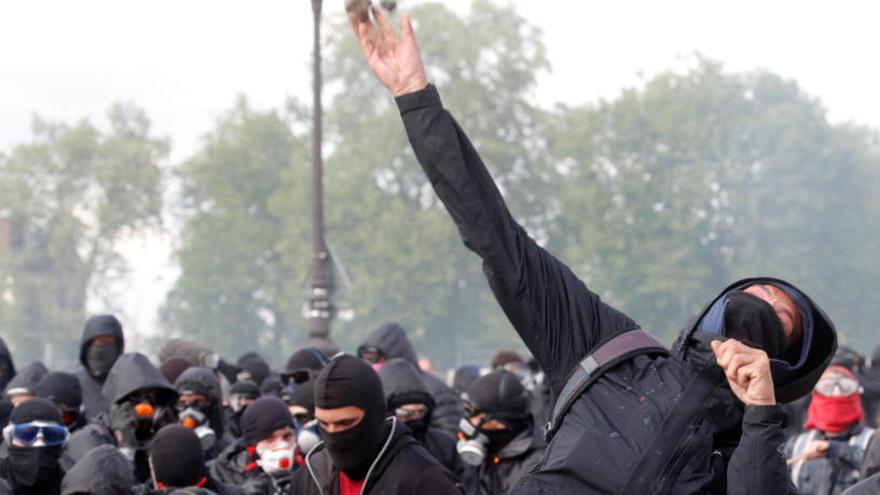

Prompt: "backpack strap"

[543,328,669,443]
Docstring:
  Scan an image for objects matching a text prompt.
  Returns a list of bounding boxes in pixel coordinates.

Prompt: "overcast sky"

[2,0,878,337]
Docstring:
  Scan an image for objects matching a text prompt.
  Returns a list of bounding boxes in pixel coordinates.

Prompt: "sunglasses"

[5,422,69,447]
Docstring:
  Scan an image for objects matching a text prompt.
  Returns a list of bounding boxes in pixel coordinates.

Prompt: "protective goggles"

[815,373,861,397]
[394,406,428,421]
[356,345,384,364]
[3,421,69,447]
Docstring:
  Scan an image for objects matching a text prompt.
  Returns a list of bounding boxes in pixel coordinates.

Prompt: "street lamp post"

[306,0,336,350]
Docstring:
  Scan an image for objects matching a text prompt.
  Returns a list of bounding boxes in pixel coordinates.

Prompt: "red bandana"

[804,392,863,433]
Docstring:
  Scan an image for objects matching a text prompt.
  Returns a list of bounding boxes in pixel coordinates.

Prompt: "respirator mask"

[456,417,490,466]
[178,407,216,450]
[256,440,295,475]
[295,419,321,455]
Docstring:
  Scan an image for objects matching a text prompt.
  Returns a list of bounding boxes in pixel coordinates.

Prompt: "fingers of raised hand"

[372,5,396,39]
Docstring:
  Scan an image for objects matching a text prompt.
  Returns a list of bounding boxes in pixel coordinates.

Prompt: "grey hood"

[102,353,178,405]
[377,358,432,408]
[3,361,47,397]
[360,322,419,365]
[60,444,133,495]
[79,314,125,370]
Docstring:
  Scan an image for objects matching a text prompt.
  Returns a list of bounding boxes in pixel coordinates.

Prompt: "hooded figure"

[36,372,86,433]
[377,358,463,479]
[785,365,875,494]
[236,355,270,387]
[458,370,544,495]
[208,397,296,495]
[3,361,48,405]
[75,315,124,421]
[174,367,232,460]
[60,444,134,495]
[358,323,462,434]
[373,77,839,493]
[67,353,178,483]
[0,398,68,495]
[0,338,15,393]
[141,425,239,495]
[288,354,459,495]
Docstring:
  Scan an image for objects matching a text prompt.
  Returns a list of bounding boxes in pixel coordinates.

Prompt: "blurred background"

[1,0,878,371]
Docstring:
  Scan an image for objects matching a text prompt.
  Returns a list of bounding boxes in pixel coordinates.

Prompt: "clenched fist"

[711,339,776,406]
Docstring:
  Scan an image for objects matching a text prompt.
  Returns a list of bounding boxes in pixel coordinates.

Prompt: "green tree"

[0,104,165,362]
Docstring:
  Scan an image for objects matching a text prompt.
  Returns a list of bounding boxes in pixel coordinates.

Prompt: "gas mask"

[178,407,216,450]
[295,419,321,455]
[256,440,295,475]
[456,417,489,466]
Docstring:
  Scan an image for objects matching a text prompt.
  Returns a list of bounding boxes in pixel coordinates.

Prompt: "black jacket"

[397,85,838,494]
[288,419,459,495]
[208,441,291,495]
[361,323,462,435]
[75,316,125,421]
[60,444,134,495]
[464,420,545,495]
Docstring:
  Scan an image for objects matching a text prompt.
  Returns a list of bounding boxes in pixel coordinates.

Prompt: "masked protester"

[456,370,544,495]
[224,380,260,440]
[3,361,48,406]
[785,366,875,493]
[60,444,133,495]
[0,398,69,494]
[348,12,840,493]
[377,358,463,480]
[283,348,328,387]
[288,354,458,495]
[0,338,15,394]
[36,372,86,433]
[236,355,270,387]
[137,425,237,495]
[286,379,321,464]
[66,353,178,483]
[358,323,462,435]
[209,397,296,495]
[74,315,125,421]
[174,367,232,460]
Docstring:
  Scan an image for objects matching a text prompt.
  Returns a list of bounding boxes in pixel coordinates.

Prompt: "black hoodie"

[360,323,462,435]
[60,445,134,495]
[396,85,838,494]
[0,339,15,393]
[75,315,125,421]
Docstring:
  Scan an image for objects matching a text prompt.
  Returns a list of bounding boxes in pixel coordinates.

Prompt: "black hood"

[79,315,125,368]
[675,276,837,404]
[60,444,133,495]
[376,358,432,409]
[102,353,178,405]
[360,323,419,366]
[175,366,224,433]
[0,338,15,392]
[3,361,48,397]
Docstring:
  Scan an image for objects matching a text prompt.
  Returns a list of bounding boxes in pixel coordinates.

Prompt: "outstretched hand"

[348,5,428,96]
[711,339,776,406]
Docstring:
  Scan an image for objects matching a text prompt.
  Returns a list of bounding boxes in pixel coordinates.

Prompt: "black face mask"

[724,291,786,360]
[405,418,428,439]
[481,426,520,452]
[86,342,119,378]
[322,418,387,480]
[1,446,63,493]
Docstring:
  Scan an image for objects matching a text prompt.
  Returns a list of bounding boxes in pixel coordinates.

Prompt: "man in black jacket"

[349,8,837,494]
[288,354,459,494]
[74,315,125,421]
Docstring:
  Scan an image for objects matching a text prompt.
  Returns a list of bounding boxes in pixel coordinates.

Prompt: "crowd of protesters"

[0,4,877,495]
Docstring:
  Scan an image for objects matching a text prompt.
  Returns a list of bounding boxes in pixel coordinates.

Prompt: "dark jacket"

[288,419,459,495]
[465,420,545,495]
[843,471,880,495]
[133,475,243,495]
[0,339,14,393]
[376,358,465,481]
[859,426,880,480]
[361,323,462,435]
[60,444,134,495]
[785,424,874,494]
[75,315,125,421]
[208,441,288,495]
[397,85,838,494]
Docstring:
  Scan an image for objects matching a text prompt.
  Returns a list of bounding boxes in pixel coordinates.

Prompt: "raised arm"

[349,7,639,390]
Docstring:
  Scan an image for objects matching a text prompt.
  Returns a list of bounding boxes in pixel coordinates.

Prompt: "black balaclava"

[82,315,124,379]
[288,379,316,418]
[724,291,786,360]
[36,371,84,430]
[465,370,530,451]
[0,398,66,494]
[240,397,294,445]
[150,425,205,489]
[315,355,387,480]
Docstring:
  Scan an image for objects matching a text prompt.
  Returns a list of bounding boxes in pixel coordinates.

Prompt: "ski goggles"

[4,421,69,447]
[815,373,860,397]
[395,405,428,421]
